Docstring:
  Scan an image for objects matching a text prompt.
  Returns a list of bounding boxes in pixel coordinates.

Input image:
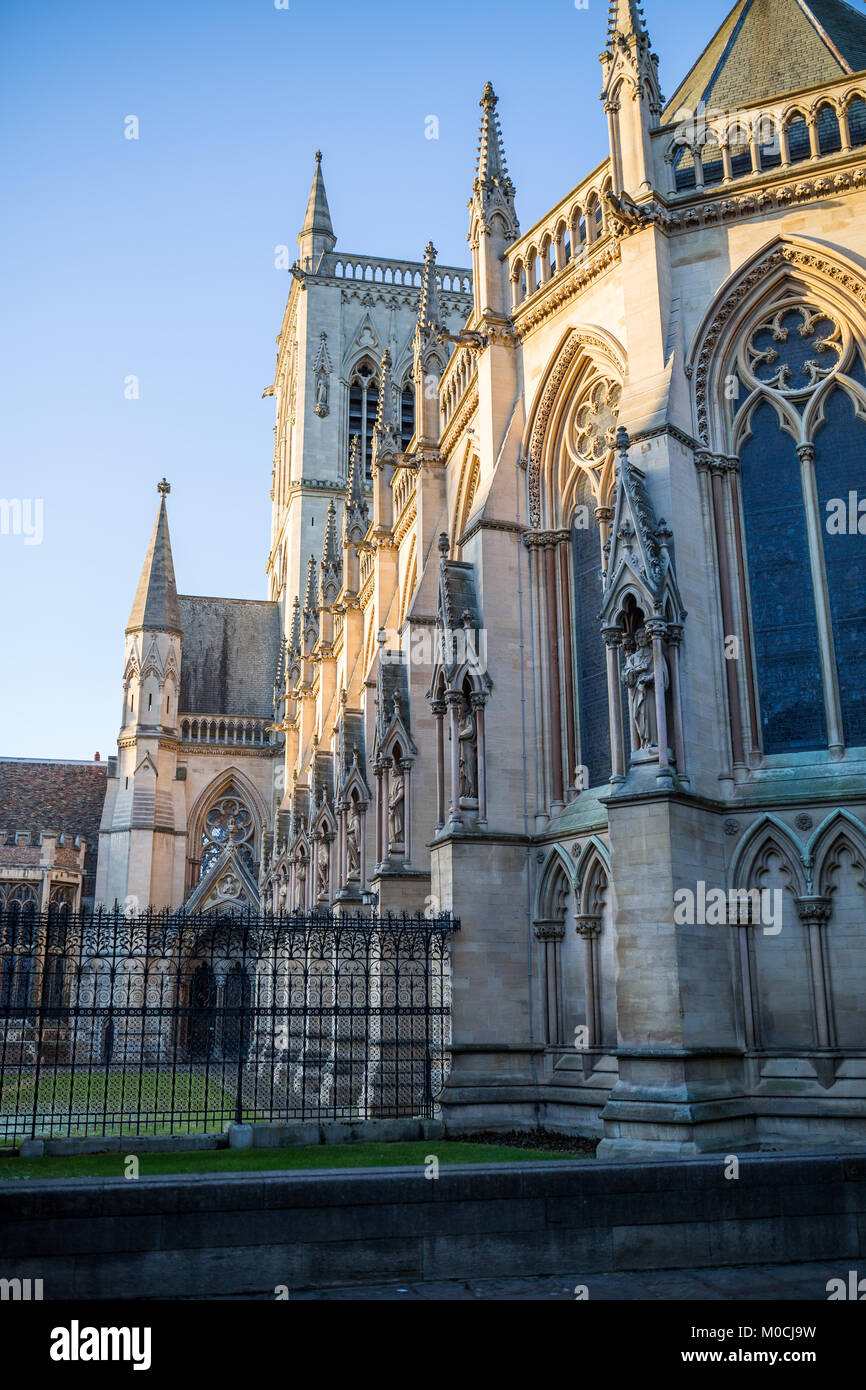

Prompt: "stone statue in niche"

[314,372,329,418]
[278,877,287,912]
[295,855,307,908]
[389,765,405,846]
[346,804,361,878]
[316,841,329,898]
[622,627,667,754]
[457,698,478,800]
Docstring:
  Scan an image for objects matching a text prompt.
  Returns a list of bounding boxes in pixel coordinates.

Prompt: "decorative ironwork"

[0,907,456,1141]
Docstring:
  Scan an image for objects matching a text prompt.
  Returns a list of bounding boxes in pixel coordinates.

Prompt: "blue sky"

[0,0,735,759]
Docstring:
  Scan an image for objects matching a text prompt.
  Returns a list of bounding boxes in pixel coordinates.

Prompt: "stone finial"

[157,478,171,496]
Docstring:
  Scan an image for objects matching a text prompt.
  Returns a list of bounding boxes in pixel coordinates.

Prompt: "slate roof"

[177,596,281,718]
[0,759,108,900]
[663,0,866,123]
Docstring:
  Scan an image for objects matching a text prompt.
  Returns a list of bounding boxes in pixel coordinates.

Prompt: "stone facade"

[88,0,866,1154]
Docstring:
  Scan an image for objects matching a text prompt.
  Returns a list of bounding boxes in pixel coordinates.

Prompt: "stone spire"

[127,480,182,636]
[319,498,342,606]
[606,0,648,41]
[302,553,319,647]
[344,435,369,544]
[601,0,662,194]
[471,83,518,242]
[297,150,336,271]
[417,241,441,333]
[474,83,516,205]
[469,83,518,320]
[373,348,399,467]
[286,595,302,684]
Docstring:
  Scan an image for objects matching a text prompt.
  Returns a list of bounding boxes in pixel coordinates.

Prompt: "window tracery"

[200,795,255,878]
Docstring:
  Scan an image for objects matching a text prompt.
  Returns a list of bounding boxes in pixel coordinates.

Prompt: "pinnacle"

[126,487,182,636]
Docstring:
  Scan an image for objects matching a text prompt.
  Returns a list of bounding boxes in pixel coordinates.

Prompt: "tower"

[601,0,663,197]
[96,481,187,909]
[468,82,519,324]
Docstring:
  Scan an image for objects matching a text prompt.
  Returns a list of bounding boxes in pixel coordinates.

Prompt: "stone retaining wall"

[0,1152,863,1298]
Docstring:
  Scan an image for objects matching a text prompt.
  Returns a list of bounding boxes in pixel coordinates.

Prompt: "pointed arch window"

[729,301,866,755]
[400,378,415,448]
[848,97,866,147]
[348,360,379,479]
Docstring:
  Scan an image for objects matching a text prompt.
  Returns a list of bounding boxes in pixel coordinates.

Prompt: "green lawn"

[0,1140,586,1181]
[0,1069,252,1137]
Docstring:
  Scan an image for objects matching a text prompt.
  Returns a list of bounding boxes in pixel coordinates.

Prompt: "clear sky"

[0,0,734,760]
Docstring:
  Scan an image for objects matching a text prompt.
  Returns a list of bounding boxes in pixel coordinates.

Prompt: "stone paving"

[291,1260,850,1300]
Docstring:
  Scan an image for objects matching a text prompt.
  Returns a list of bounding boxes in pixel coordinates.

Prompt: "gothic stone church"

[26,0,866,1155]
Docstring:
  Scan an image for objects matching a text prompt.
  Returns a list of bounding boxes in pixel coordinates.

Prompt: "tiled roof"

[0,759,108,898]
[663,0,866,124]
[177,596,281,718]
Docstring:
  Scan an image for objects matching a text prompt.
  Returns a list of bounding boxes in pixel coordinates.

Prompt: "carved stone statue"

[295,855,307,908]
[314,372,329,418]
[389,766,405,845]
[316,841,329,898]
[622,627,667,753]
[346,804,361,878]
[457,698,478,800]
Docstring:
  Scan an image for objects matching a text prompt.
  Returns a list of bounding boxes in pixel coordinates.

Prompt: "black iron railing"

[0,907,456,1142]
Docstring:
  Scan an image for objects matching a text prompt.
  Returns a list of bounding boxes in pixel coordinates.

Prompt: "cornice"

[459,517,525,547]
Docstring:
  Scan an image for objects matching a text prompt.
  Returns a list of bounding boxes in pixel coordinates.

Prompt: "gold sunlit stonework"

[71,0,866,1158]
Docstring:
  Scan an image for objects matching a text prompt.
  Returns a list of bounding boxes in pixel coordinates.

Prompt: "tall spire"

[127,480,182,636]
[471,83,518,243]
[601,0,662,193]
[373,348,398,467]
[319,498,342,606]
[297,150,336,270]
[286,595,302,685]
[344,435,370,545]
[417,242,441,332]
[302,553,319,647]
[606,0,648,42]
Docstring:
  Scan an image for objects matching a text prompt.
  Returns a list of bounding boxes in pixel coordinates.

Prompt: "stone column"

[705,457,745,767]
[667,624,687,781]
[373,761,384,871]
[602,625,626,786]
[359,806,368,891]
[647,620,674,789]
[471,695,487,826]
[432,702,446,830]
[402,760,412,866]
[446,692,462,831]
[575,913,602,1047]
[840,103,852,154]
[557,535,576,792]
[735,913,759,1051]
[797,443,844,756]
[779,122,791,169]
[545,540,564,808]
[796,896,834,1049]
[534,921,565,1046]
[721,139,733,183]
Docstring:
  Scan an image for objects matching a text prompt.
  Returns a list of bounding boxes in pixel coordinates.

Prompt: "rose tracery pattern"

[201,795,255,878]
[746,305,842,395]
[569,379,622,466]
